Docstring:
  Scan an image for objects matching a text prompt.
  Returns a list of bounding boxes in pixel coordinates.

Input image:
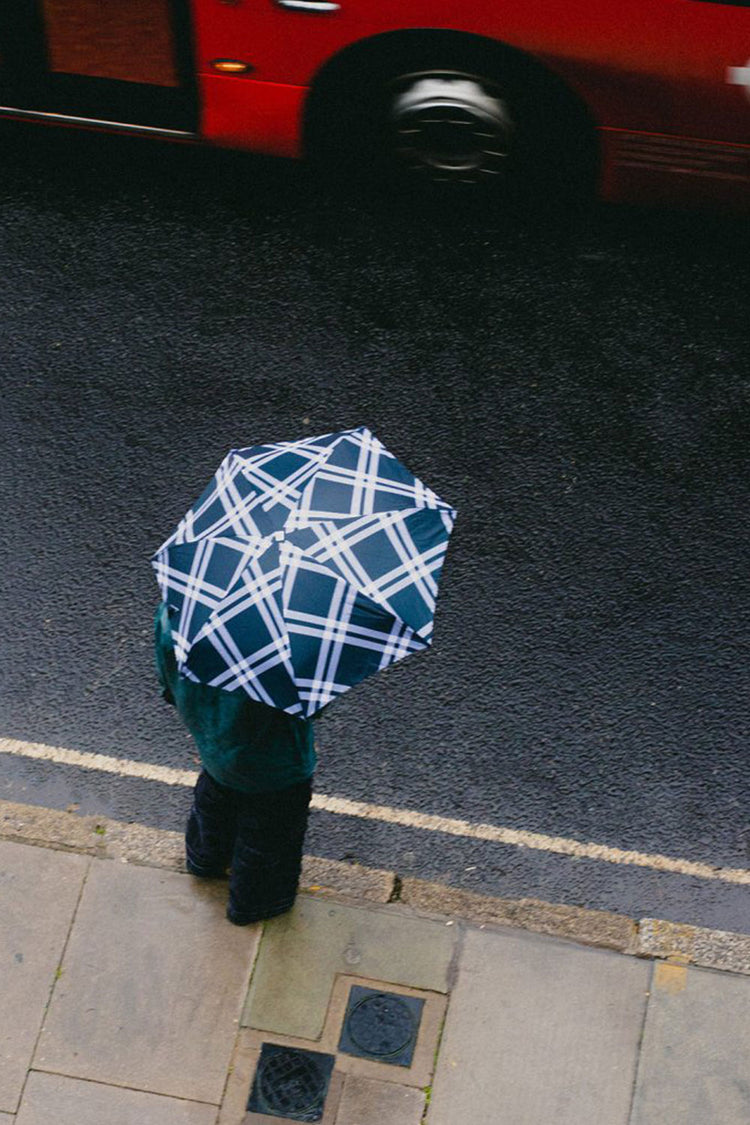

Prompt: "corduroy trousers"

[185,769,312,925]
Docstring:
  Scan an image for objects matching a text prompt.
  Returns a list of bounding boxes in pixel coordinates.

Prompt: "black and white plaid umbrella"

[152,426,456,717]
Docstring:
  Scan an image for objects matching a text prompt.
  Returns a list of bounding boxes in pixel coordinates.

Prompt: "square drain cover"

[247,1043,335,1121]
[338,986,424,1067]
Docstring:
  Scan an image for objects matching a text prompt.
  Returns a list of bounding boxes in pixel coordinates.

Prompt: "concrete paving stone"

[242,898,456,1040]
[335,1075,425,1125]
[217,1034,260,1125]
[638,917,750,976]
[400,876,637,953]
[15,1071,217,1125]
[630,962,750,1124]
[428,926,649,1125]
[300,858,394,904]
[34,859,260,1104]
[0,799,107,856]
[99,819,185,870]
[0,840,89,1114]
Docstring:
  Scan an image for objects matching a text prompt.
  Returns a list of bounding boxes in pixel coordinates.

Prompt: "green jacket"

[154,603,316,793]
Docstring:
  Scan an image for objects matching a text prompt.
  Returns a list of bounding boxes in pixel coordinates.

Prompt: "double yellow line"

[2,736,749,887]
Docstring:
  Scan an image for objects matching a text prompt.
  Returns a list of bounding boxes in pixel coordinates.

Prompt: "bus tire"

[305,34,598,209]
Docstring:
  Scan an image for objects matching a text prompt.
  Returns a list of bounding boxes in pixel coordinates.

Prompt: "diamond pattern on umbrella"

[152,426,456,717]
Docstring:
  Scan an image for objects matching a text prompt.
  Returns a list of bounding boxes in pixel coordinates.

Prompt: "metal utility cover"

[338,987,424,1068]
[247,1043,335,1122]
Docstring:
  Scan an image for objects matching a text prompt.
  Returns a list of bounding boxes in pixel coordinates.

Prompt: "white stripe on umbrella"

[369,537,445,606]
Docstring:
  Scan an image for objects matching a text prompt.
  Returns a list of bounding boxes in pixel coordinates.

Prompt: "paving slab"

[428,927,649,1125]
[15,1071,217,1125]
[35,859,260,1104]
[400,877,637,953]
[0,840,89,1115]
[335,1075,425,1125]
[0,799,108,856]
[242,898,456,1040]
[638,918,750,976]
[299,858,394,904]
[630,962,750,1124]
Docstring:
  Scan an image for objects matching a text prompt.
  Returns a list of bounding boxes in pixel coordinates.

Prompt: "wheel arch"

[302,26,601,188]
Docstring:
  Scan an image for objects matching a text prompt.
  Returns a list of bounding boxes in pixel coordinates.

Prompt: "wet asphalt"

[1,124,749,931]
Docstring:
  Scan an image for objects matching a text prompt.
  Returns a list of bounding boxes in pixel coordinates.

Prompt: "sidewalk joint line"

[20,854,93,1114]
[26,1068,222,1106]
[625,961,655,1125]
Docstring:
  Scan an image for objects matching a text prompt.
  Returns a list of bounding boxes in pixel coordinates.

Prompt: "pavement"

[2,799,750,1125]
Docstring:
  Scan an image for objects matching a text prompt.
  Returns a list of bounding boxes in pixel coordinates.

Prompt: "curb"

[2,796,749,976]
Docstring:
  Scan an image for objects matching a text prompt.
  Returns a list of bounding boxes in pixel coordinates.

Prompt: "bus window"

[42,0,180,87]
[0,0,195,130]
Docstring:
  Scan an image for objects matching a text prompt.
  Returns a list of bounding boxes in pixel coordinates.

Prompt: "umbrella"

[152,426,456,717]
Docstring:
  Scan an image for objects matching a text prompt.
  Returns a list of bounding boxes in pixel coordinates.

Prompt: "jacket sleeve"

[153,603,176,706]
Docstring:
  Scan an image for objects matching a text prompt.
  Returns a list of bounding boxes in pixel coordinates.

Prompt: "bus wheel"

[307,41,597,208]
[385,70,514,188]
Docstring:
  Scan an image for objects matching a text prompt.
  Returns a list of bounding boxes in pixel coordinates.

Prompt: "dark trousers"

[186,769,312,925]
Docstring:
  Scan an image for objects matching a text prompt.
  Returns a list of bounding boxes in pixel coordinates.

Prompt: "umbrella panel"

[177,540,424,716]
[298,430,449,519]
[284,556,423,715]
[286,507,453,640]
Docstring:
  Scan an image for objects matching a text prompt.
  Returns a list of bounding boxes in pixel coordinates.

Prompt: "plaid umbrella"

[152,426,456,717]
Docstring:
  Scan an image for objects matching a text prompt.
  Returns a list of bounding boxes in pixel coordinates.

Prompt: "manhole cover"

[247,1044,335,1122]
[338,986,425,1067]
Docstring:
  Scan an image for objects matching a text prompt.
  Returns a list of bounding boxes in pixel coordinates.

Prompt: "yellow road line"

[2,736,749,886]
[0,737,198,788]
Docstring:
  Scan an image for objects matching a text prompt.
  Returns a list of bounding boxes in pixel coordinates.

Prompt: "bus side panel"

[192,0,679,135]
[199,74,305,157]
[599,127,750,210]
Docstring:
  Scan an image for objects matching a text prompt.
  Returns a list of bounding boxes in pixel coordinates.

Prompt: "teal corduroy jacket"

[154,603,316,794]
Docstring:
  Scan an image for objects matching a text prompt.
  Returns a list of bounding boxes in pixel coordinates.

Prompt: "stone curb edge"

[2,796,748,976]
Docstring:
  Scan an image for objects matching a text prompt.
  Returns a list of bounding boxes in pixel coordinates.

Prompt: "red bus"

[1,1,748,209]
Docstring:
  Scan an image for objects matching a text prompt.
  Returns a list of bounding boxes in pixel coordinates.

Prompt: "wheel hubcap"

[390,74,513,184]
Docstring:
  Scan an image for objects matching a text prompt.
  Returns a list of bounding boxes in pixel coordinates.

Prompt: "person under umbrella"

[153,426,456,924]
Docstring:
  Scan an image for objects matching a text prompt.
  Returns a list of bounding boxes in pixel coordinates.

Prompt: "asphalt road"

[1,125,749,932]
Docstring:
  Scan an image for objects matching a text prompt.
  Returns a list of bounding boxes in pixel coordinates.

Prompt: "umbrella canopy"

[152,426,456,717]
